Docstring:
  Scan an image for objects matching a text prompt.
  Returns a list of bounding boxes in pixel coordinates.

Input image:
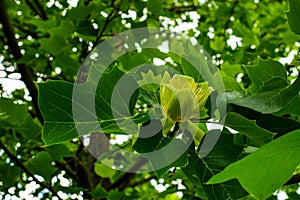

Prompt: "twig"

[0,141,62,200]
[14,24,39,38]
[94,1,119,45]
[218,0,239,68]
[284,174,300,186]
[24,0,41,18]
[24,0,47,20]
[223,1,238,33]
[127,174,157,188]
[166,5,198,13]
[107,157,148,191]
[33,0,48,20]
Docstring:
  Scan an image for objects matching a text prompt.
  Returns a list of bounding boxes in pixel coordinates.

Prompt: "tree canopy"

[0,0,300,199]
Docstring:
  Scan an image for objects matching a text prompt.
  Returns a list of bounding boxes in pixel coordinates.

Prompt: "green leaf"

[207,129,300,199]
[25,152,56,181]
[221,61,242,78]
[0,163,20,189]
[182,131,248,199]
[233,22,260,47]
[53,52,80,77]
[228,105,300,137]
[275,95,300,116]
[38,65,139,145]
[108,190,124,199]
[147,0,163,15]
[39,35,67,56]
[244,58,288,94]
[133,121,188,177]
[48,20,75,37]
[180,57,205,83]
[94,161,116,179]
[76,19,98,36]
[67,4,93,20]
[138,70,162,92]
[286,0,300,35]
[225,112,276,146]
[0,98,41,138]
[229,75,300,114]
[16,117,41,139]
[93,65,139,131]
[217,71,242,91]
[29,18,56,31]
[210,36,225,51]
[38,81,77,146]
[90,184,108,199]
[0,98,28,127]
[46,144,72,161]
[117,0,130,12]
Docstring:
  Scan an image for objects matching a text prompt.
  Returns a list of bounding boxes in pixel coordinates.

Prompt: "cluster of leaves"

[0,0,300,199]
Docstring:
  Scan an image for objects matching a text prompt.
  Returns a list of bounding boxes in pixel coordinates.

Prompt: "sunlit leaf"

[225,112,276,146]
[207,129,300,199]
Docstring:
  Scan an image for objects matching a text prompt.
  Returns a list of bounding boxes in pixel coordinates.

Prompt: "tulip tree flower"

[160,72,211,146]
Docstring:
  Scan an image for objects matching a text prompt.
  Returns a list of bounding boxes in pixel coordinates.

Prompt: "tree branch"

[127,174,156,188]
[107,157,148,191]
[94,1,119,45]
[166,5,198,13]
[24,0,41,18]
[223,0,238,33]
[14,24,39,39]
[0,0,43,123]
[24,0,47,20]
[33,0,48,20]
[86,133,110,190]
[0,141,62,199]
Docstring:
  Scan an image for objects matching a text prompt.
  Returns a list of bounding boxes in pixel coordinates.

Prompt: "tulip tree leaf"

[0,98,41,138]
[227,58,300,114]
[94,161,116,179]
[25,152,56,181]
[48,20,75,37]
[229,75,300,114]
[207,129,300,200]
[228,105,300,137]
[275,95,300,116]
[217,71,242,91]
[0,98,28,127]
[147,0,163,14]
[39,35,68,56]
[53,52,80,77]
[38,81,77,146]
[138,70,162,91]
[244,58,288,94]
[182,131,248,199]
[221,61,242,78]
[38,66,139,146]
[133,121,188,177]
[210,36,225,51]
[0,163,20,189]
[46,144,72,161]
[286,0,300,35]
[90,184,108,199]
[225,112,276,146]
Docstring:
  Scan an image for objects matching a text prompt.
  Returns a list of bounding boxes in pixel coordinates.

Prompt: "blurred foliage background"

[0,0,300,199]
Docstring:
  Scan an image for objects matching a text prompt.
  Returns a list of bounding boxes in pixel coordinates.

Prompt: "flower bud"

[160,72,210,122]
[160,72,210,144]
